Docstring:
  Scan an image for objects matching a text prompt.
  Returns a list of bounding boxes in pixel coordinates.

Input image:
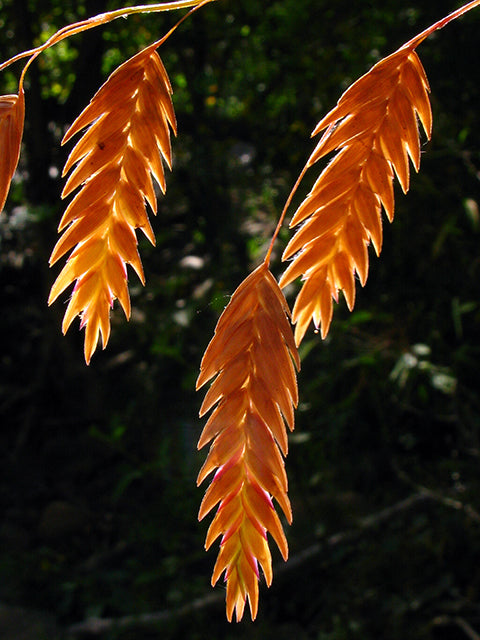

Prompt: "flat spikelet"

[280,46,432,345]
[48,42,176,363]
[197,262,300,621]
[0,89,25,213]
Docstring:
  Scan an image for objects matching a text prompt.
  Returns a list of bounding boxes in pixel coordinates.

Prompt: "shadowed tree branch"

[66,491,433,637]
[66,485,480,636]
[432,615,480,640]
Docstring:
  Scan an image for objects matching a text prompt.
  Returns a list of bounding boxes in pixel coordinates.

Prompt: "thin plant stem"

[404,0,480,50]
[264,163,310,268]
[0,0,217,74]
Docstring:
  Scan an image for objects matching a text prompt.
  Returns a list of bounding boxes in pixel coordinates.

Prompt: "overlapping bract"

[196,263,300,621]
[48,43,176,362]
[280,47,432,344]
[0,89,25,213]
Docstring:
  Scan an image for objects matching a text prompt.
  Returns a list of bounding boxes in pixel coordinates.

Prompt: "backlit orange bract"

[0,90,25,213]
[280,46,432,344]
[197,263,300,621]
[48,43,176,363]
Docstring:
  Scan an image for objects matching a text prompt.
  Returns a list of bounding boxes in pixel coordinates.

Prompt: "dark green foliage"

[0,0,479,638]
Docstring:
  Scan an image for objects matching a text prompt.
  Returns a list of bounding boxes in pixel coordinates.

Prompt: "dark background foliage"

[0,1,479,638]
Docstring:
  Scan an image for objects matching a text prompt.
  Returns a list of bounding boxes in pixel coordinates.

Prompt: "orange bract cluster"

[280,47,432,344]
[48,43,176,363]
[0,90,25,213]
[196,263,300,621]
